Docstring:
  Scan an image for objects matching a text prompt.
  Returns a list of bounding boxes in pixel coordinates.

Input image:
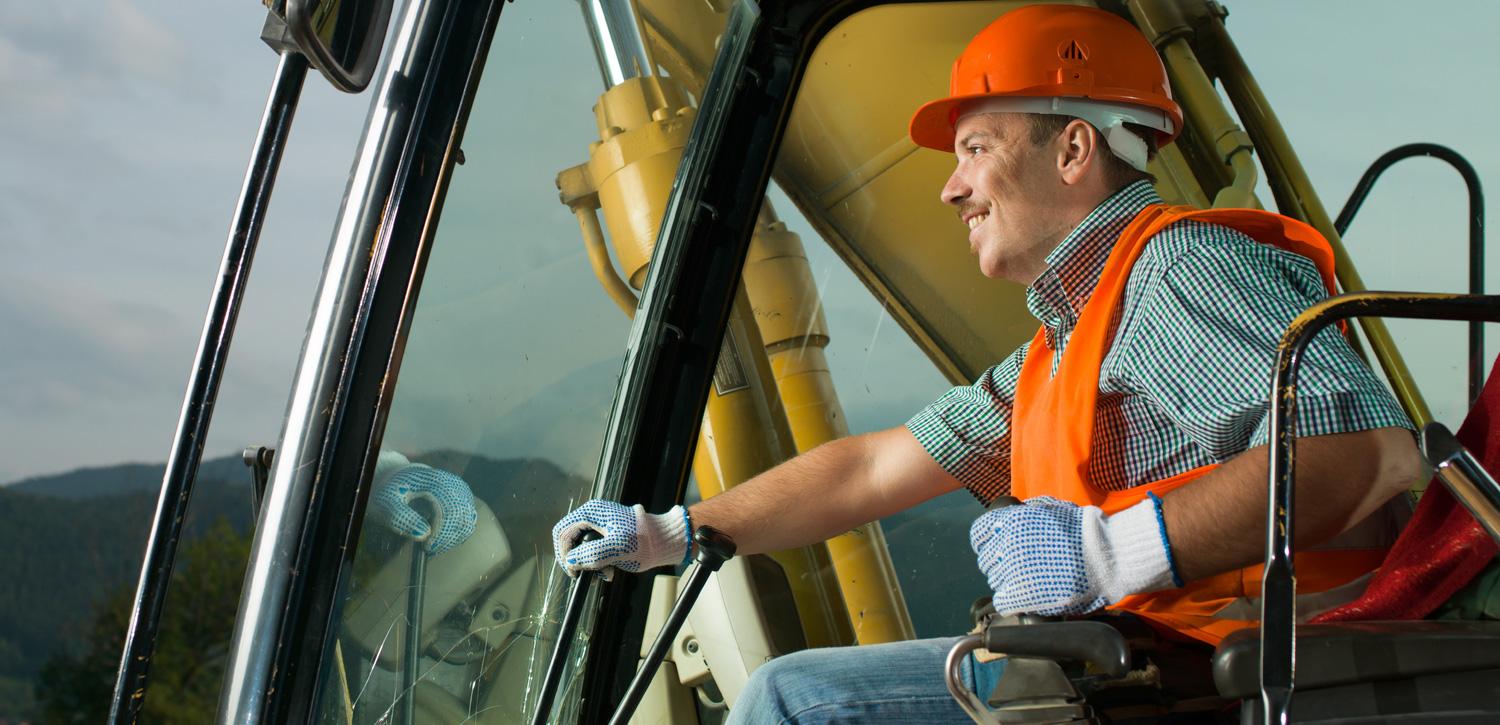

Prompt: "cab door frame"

[570,0,904,717]
[218,0,506,720]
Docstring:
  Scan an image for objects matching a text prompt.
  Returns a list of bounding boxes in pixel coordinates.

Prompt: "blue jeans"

[727,636,1006,724]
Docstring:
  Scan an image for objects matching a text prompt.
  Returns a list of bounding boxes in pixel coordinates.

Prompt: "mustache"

[957,202,987,222]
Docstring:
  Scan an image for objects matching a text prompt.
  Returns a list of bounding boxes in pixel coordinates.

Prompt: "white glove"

[368,451,479,555]
[551,500,691,579]
[969,495,1182,616]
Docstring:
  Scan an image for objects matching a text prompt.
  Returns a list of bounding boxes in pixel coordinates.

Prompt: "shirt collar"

[1025,180,1163,331]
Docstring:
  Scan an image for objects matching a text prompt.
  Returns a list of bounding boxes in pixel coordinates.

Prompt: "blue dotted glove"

[970,495,1179,616]
[369,453,479,555]
[551,500,690,580]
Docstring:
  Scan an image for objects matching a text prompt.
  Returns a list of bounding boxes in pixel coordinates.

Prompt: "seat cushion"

[1213,620,1500,699]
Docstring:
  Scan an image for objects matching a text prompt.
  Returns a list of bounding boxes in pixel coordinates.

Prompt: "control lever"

[988,495,1022,510]
[608,526,736,725]
[530,529,603,725]
[398,498,439,725]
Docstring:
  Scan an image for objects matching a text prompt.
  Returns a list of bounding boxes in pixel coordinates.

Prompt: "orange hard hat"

[909,4,1183,163]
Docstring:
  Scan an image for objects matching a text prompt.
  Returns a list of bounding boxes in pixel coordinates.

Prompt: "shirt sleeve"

[906,344,1028,504]
[1113,225,1412,461]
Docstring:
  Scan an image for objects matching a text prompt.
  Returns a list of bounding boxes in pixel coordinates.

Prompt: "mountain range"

[0,448,985,721]
[0,450,591,722]
[0,453,257,720]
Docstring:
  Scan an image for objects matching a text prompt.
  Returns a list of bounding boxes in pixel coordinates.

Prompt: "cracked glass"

[307,7,628,722]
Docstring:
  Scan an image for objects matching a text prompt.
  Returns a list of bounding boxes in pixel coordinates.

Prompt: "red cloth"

[1311,356,1500,622]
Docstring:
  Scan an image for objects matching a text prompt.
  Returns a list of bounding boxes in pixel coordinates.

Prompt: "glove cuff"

[1082,497,1178,603]
[373,450,412,487]
[639,504,691,570]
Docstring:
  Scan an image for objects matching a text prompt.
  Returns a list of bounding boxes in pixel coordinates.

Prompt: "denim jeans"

[726,636,1006,724]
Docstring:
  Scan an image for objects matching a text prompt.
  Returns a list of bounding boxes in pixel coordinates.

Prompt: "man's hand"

[369,451,479,555]
[970,496,1178,616]
[552,500,690,579]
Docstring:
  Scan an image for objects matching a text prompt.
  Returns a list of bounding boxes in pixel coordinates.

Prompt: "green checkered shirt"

[908,181,1412,505]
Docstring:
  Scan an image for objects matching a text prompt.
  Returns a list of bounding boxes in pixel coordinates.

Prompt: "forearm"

[688,426,961,556]
[1162,426,1425,582]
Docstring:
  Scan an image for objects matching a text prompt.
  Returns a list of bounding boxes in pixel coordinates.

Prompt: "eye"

[966,145,984,157]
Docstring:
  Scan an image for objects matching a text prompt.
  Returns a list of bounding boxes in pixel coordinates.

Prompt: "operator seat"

[1210,354,1500,723]
[1212,621,1500,722]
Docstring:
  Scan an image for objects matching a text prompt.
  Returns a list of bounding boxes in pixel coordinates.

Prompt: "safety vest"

[1009,204,1389,645]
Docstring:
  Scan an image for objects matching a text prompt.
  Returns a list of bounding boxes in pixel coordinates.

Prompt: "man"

[551,5,1425,721]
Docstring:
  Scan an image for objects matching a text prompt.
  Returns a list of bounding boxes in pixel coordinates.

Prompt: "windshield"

[307,6,627,722]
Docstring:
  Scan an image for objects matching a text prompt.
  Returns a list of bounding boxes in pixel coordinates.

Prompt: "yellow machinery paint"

[745,207,917,641]
[556,34,916,646]
[558,0,1438,663]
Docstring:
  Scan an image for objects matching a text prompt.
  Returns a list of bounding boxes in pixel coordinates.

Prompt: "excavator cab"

[111,1,1500,723]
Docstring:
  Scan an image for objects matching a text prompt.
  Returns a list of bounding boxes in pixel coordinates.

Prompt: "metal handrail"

[216,0,462,717]
[108,50,308,725]
[1334,144,1486,405]
[1261,291,1500,725]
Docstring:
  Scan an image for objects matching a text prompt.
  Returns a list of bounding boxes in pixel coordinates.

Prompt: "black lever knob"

[692,525,736,568]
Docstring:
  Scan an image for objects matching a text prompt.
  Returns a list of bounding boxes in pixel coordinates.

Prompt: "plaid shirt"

[908,181,1412,505]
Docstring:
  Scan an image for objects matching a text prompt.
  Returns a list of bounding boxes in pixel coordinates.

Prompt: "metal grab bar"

[1261,291,1500,725]
[108,50,308,725]
[1422,422,1500,544]
[1334,144,1486,405]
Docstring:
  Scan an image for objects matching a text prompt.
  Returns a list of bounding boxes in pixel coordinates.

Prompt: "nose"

[941,163,970,207]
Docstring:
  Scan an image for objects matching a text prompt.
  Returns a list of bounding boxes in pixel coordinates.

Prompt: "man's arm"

[969,425,1428,616]
[688,425,964,556]
[1163,425,1427,581]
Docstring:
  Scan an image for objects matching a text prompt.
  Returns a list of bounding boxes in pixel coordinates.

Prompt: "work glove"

[368,451,479,555]
[969,495,1182,616]
[551,500,691,580]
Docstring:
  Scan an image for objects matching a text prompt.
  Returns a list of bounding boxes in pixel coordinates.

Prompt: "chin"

[977,257,1006,280]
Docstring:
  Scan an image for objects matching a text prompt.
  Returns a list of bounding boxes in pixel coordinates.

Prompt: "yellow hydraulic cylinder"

[560,74,854,649]
[586,75,696,288]
[1125,0,1257,209]
[692,287,855,648]
[742,210,917,644]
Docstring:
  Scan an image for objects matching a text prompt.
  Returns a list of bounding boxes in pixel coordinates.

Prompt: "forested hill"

[0,451,587,722]
[4,454,251,499]
[0,455,255,721]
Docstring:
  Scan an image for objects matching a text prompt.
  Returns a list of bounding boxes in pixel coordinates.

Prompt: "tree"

[36,519,251,724]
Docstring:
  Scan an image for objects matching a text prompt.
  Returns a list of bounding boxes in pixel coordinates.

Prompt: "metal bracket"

[242,446,275,516]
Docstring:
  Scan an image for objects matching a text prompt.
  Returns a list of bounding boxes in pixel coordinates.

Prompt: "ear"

[1057,119,1097,186]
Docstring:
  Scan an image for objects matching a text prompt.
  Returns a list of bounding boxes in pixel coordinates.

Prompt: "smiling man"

[549,5,1424,721]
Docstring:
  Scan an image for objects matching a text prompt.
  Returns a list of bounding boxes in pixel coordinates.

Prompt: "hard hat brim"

[909,95,972,152]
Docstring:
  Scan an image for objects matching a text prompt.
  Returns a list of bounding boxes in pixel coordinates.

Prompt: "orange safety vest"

[1009,204,1389,645]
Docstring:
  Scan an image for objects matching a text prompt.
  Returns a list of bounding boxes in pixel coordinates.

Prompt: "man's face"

[940,113,1070,284]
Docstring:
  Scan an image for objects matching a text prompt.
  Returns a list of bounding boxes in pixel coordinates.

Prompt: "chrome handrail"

[216,0,451,720]
[1262,291,1500,725]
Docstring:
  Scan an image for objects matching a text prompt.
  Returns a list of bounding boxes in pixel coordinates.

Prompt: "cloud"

[0,2,184,123]
[101,0,186,83]
[0,271,192,414]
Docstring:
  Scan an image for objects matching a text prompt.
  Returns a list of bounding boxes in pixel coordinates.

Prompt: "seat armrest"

[983,620,1130,677]
[1213,620,1500,698]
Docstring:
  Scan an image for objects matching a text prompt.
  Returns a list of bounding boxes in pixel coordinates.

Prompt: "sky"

[1,0,1498,484]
